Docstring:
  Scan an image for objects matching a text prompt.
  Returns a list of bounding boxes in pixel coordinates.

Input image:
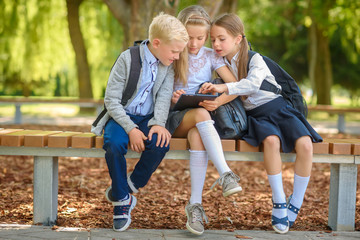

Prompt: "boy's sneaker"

[113,195,137,231]
[185,203,208,235]
[211,171,242,197]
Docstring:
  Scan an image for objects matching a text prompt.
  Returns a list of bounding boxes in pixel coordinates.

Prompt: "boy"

[91,13,188,231]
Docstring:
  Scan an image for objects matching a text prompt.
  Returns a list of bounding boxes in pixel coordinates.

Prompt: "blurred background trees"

[0,0,359,105]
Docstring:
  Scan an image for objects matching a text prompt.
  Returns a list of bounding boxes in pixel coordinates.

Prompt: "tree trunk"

[314,25,332,104]
[66,0,93,100]
[308,20,317,103]
[103,0,179,50]
[307,0,333,105]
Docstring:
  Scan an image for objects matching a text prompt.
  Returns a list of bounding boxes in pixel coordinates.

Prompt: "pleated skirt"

[243,97,323,153]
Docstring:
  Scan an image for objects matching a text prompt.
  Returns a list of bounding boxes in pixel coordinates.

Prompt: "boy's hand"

[199,83,228,94]
[148,125,171,148]
[171,89,186,104]
[129,128,148,153]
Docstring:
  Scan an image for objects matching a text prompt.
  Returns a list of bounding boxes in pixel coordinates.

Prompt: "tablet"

[172,94,217,111]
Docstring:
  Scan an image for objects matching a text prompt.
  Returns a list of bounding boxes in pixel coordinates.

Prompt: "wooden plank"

[329,143,352,155]
[0,129,24,134]
[1,130,40,147]
[221,139,236,151]
[71,133,96,149]
[169,138,188,151]
[48,132,81,148]
[237,140,260,152]
[0,129,24,145]
[24,131,62,147]
[313,142,329,154]
[95,136,104,149]
[352,143,360,155]
[308,105,360,113]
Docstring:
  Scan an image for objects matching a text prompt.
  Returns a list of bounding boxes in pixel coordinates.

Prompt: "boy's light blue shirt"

[125,40,159,116]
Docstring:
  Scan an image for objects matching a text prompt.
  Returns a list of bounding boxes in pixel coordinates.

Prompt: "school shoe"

[105,171,139,202]
[211,171,242,197]
[113,194,137,231]
[271,201,289,234]
[287,194,300,228]
[185,203,209,235]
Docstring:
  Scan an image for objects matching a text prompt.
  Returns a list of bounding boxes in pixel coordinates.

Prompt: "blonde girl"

[165,6,242,235]
[201,13,323,234]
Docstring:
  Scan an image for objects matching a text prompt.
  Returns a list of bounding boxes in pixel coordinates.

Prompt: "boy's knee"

[146,134,170,153]
[103,139,128,155]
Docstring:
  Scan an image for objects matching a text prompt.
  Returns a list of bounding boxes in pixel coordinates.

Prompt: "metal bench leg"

[328,163,357,231]
[15,104,22,124]
[337,114,345,133]
[33,156,59,226]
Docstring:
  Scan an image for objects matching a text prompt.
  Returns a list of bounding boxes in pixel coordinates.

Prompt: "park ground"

[0,122,359,232]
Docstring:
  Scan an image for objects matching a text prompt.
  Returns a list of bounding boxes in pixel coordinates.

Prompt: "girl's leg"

[175,110,209,235]
[174,108,231,175]
[263,135,288,233]
[188,128,208,204]
[288,136,313,226]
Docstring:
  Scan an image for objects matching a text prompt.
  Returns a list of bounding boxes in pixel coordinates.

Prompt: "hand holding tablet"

[172,94,217,111]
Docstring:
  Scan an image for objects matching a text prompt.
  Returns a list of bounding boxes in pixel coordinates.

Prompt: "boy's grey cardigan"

[91,44,174,136]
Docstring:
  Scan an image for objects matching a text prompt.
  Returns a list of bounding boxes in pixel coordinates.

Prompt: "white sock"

[196,120,231,175]
[268,173,287,231]
[189,150,208,204]
[288,174,310,223]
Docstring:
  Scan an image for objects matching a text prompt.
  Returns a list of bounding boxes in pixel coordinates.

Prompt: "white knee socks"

[288,174,310,222]
[268,172,287,231]
[189,150,208,204]
[196,120,231,175]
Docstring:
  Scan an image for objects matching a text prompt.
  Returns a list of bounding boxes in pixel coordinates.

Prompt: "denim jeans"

[103,114,169,200]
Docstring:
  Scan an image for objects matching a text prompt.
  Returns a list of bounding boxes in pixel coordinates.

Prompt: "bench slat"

[313,142,329,154]
[24,131,62,147]
[47,132,82,148]
[1,130,41,147]
[95,136,104,149]
[237,140,260,152]
[0,129,24,145]
[71,133,96,149]
[221,140,236,151]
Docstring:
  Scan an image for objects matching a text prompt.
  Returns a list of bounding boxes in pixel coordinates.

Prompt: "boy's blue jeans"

[103,114,169,200]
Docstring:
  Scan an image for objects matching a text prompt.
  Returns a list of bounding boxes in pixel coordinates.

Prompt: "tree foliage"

[0,0,359,105]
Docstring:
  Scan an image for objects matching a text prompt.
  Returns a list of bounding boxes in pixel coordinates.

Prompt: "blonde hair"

[212,13,249,80]
[176,5,211,86]
[149,12,189,83]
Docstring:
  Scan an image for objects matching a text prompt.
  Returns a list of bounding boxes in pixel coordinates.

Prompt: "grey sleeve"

[104,51,138,133]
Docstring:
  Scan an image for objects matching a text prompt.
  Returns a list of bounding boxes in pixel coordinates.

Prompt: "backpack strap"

[92,44,142,127]
[121,45,142,106]
[247,50,281,95]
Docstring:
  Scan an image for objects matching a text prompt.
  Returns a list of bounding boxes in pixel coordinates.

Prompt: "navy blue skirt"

[243,97,322,153]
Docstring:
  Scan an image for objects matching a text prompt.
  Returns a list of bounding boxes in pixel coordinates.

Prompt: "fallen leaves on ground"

[0,124,359,232]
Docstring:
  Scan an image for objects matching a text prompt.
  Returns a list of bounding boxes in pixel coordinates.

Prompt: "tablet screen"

[172,94,217,111]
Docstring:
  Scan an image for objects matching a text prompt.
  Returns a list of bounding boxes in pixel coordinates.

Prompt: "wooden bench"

[0,97,104,124]
[0,128,359,231]
[308,105,360,133]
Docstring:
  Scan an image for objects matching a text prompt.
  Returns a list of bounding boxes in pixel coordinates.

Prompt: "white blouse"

[174,47,225,94]
[225,52,281,110]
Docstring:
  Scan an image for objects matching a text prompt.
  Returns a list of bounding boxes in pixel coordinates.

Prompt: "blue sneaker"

[113,195,137,231]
